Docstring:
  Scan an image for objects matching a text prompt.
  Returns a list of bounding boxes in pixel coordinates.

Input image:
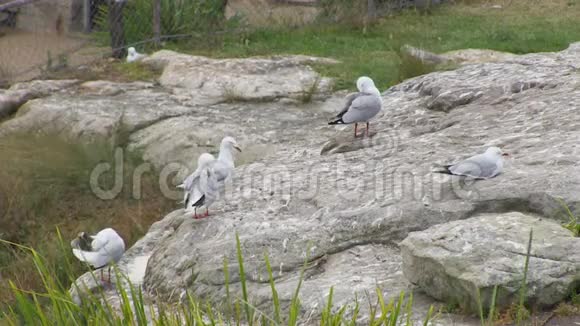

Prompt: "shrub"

[94,0,230,49]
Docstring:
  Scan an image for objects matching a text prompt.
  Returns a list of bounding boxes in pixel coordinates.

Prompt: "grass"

[558,198,580,236]
[471,228,534,325]
[298,76,322,103]
[39,60,161,83]
[0,133,174,307]
[0,232,436,325]
[154,0,580,91]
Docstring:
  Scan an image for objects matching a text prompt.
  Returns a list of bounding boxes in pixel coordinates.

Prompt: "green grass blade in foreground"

[349,294,360,326]
[389,291,405,326]
[405,292,413,326]
[516,229,533,325]
[423,305,434,326]
[487,285,499,325]
[321,286,334,325]
[223,256,233,319]
[235,232,253,326]
[288,246,311,326]
[476,287,485,326]
[264,252,281,324]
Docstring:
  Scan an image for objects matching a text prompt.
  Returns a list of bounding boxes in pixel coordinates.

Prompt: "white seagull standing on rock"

[180,137,242,219]
[71,228,125,282]
[434,146,510,179]
[328,76,383,138]
[126,47,146,63]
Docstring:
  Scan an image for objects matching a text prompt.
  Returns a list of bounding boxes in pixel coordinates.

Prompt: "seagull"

[126,47,146,63]
[71,228,125,282]
[328,76,383,138]
[434,147,510,179]
[181,153,218,219]
[180,137,242,218]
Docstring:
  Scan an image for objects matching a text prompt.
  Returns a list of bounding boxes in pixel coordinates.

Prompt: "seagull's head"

[356,76,380,96]
[128,47,136,56]
[486,146,509,158]
[221,136,242,153]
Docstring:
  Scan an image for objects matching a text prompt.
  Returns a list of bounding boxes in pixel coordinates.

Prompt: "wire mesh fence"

[0,0,445,85]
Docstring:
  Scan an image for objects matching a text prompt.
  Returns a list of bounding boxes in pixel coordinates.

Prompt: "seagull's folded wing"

[72,249,110,269]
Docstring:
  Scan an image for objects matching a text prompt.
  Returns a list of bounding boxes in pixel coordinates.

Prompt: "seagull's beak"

[234,145,242,152]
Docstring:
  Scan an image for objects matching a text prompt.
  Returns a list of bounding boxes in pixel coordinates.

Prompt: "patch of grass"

[298,76,321,103]
[474,229,534,326]
[40,60,161,83]
[439,300,462,314]
[0,235,436,325]
[0,133,174,307]
[166,0,580,91]
[113,62,160,81]
[558,198,580,236]
[554,301,580,316]
[394,47,439,82]
[554,288,580,317]
[221,83,247,103]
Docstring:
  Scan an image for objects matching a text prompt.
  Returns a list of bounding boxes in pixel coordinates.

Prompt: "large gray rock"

[142,50,337,105]
[0,84,193,145]
[0,79,78,120]
[0,43,576,323]
[139,43,580,322]
[401,212,580,313]
[401,45,517,67]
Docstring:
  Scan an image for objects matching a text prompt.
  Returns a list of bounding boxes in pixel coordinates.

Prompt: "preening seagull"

[127,47,146,63]
[328,76,383,138]
[71,228,125,282]
[180,137,242,219]
[434,147,510,179]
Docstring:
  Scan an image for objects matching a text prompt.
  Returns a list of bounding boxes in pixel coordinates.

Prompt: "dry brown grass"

[225,0,319,26]
[0,134,175,305]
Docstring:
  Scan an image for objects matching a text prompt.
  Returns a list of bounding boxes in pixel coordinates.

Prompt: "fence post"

[153,0,161,47]
[108,0,127,59]
[83,0,91,33]
[366,0,377,20]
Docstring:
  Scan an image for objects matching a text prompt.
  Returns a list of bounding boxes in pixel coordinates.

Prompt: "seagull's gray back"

[449,153,503,179]
[342,93,382,124]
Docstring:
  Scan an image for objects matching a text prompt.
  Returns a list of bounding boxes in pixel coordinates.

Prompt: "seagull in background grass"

[127,47,146,63]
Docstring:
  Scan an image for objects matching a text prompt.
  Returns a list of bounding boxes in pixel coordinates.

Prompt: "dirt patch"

[0,28,107,83]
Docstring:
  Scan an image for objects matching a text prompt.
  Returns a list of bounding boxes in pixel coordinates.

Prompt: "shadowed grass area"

[165,0,580,90]
[0,134,175,307]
